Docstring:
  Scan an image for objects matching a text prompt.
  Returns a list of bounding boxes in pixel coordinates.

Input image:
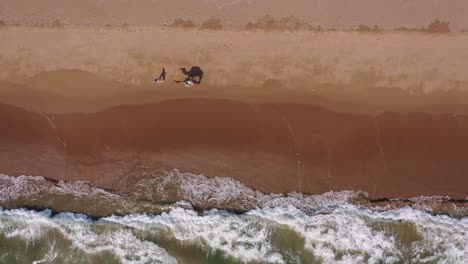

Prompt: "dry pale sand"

[1,28,468,114]
[1,28,467,89]
[1,0,468,30]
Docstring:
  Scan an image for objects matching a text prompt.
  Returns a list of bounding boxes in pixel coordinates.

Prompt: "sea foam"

[0,174,116,201]
[105,205,468,263]
[1,201,467,263]
[133,169,359,213]
[0,208,177,264]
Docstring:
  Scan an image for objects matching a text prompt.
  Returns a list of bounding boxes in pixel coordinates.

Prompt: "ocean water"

[0,170,467,263]
[1,204,467,264]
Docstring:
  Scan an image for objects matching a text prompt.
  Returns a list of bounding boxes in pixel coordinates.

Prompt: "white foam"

[0,208,177,264]
[358,207,468,263]
[1,204,467,263]
[0,174,117,201]
[1,171,467,263]
[55,180,117,197]
[106,208,285,263]
[254,205,468,263]
[2,171,464,217]
[105,205,468,264]
[32,239,58,264]
[136,169,467,217]
[249,205,400,263]
[1,208,55,241]
[136,169,358,213]
[0,175,52,201]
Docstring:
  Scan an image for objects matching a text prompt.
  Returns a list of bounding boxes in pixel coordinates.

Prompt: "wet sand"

[1,99,467,199]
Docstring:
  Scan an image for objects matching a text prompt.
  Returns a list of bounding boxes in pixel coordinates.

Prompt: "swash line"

[281,115,304,192]
[38,111,68,178]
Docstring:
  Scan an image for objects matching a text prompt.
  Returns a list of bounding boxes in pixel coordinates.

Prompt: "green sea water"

[0,205,466,264]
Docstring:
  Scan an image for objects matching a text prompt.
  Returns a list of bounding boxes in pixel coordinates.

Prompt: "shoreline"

[1,171,467,219]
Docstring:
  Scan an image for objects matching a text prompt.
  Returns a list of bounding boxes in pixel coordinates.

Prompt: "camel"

[180,66,204,84]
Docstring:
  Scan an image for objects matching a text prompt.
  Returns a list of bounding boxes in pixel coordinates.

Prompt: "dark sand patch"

[1,99,467,199]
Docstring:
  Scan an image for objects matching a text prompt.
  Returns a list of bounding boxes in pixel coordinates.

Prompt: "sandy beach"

[1,2,468,262]
[2,27,468,115]
[1,25,468,198]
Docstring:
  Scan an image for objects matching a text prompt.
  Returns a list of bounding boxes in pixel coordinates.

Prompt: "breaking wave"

[0,208,177,264]
[1,170,467,263]
[1,205,467,263]
[2,169,467,217]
